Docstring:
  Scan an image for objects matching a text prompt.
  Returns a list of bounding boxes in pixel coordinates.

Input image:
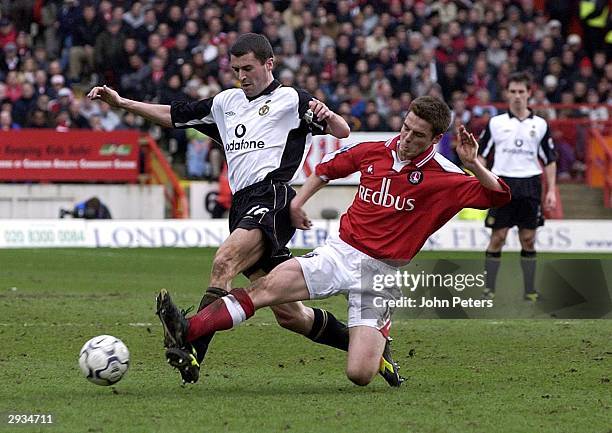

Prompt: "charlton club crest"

[408,170,423,185]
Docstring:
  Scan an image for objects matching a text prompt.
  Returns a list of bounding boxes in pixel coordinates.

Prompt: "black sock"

[191,287,229,363]
[485,251,502,291]
[307,308,349,352]
[520,250,537,293]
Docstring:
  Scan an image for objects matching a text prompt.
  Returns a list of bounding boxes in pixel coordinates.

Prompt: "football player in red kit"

[157,96,511,386]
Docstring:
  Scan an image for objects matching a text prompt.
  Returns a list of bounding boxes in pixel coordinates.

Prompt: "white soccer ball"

[78,335,130,386]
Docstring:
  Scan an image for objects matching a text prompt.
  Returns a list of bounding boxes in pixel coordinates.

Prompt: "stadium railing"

[140,134,189,218]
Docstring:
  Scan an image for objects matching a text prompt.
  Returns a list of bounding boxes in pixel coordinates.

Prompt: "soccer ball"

[78,335,130,386]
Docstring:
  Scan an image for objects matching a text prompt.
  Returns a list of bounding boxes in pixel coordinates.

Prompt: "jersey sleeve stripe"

[433,153,465,174]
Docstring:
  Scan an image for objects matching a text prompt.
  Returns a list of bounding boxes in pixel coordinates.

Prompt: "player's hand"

[456,124,479,168]
[87,85,123,108]
[544,189,557,211]
[308,99,332,122]
[290,202,312,230]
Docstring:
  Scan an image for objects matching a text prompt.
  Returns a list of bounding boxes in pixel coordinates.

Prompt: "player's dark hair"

[507,71,532,90]
[230,33,274,64]
[408,96,451,137]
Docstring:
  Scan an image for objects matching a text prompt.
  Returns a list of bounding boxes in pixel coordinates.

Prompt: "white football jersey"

[171,80,326,193]
[478,110,557,178]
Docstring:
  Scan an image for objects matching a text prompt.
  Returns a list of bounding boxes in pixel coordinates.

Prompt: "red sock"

[186,288,254,342]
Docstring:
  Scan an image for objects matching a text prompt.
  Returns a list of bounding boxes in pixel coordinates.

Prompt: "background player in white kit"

[157,96,512,386]
[478,72,557,302]
[87,33,390,386]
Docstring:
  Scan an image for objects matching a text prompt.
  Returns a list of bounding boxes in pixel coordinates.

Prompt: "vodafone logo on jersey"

[358,177,415,211]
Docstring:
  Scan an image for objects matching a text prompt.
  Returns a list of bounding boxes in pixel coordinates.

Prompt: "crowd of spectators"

[0,0,609,179]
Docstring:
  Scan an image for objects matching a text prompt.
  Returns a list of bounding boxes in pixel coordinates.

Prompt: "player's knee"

[272,304,308,333]
[520,236,536,250]
[273,309,298,330]
[490,233,507,249]
[346,365,376,386]
[275,315,304,332]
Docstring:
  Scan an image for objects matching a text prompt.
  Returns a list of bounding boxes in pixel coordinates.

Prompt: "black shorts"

[229,179,297,277]
[485,175,543,230]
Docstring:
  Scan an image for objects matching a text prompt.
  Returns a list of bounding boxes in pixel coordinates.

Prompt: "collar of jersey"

[507,108,534,121]
[245,79,281,102]
[386,135,436,169]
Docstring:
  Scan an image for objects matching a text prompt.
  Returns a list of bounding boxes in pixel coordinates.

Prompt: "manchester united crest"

[259,100,271,116]
[408,170,423,185]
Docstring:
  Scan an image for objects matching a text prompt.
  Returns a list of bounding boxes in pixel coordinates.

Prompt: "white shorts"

[295,235,397,335]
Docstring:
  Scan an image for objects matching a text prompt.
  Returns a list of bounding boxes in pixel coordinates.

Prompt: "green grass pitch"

[1,248,610,433]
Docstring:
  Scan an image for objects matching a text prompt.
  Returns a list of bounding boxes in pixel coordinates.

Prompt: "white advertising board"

[1,219,611,252]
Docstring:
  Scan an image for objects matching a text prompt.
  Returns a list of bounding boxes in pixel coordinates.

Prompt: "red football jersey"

[315,135,511,261]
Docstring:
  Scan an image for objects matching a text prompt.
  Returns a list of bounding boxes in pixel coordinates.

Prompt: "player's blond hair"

[408,96,451,138]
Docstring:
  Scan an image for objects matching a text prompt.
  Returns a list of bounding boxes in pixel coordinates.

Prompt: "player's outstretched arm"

[87,85,173,128]
[290,174,328,229]
[308,99,350,138]
[457,125,505,192]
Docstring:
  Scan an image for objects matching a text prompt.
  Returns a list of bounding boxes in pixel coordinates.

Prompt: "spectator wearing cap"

[566,34,587,62]
[69,4,104,83]
[49,87,72,114]
[49,74,65,99]
[543,74,561,103]
[545,19,564,51]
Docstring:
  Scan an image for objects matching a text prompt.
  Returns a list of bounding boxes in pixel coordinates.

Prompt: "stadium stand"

[0,1,609,192]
